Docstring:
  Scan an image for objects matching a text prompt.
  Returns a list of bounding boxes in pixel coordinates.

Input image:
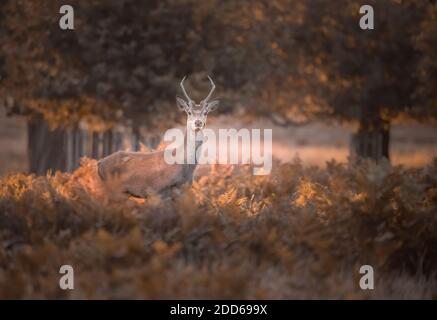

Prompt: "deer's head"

[176,75,219,132]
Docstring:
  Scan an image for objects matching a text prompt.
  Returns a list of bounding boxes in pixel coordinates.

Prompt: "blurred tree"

[204,0,435,161]
[240,0,432,161]
[1,0,221,173]
[1,0,436,169]
[414,2,437,119]
[297,0,432,161]
[0,0,9,104]
[1,0,219,131]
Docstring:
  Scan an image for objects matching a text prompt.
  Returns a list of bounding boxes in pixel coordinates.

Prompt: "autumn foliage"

[0,159,436,299]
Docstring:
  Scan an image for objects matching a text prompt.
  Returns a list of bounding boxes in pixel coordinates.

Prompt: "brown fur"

[97,133,202,198]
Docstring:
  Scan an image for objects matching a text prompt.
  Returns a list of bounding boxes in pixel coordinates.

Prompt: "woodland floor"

[0,157,436,299]
[1,111,437,298]
[1,111,437,176]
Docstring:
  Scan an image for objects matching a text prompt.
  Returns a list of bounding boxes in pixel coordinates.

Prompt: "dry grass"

[1,113,437,177]
[0,157,437,299]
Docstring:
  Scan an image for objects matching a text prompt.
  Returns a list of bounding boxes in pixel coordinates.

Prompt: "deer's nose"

[195,120,203,127]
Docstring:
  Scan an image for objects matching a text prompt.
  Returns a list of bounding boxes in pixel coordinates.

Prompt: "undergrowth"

[0,158,436,299]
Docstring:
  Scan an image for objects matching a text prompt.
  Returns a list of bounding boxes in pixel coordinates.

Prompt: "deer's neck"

[184,126,204,165]
[180,127,201,184]
[177,126,203,184]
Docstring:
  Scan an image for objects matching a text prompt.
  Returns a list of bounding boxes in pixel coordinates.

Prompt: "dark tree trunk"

[103,130,114,156]
[91,131,100,159]
[28,116,67,175]
[351,117,390,162]
[381,124,390,160]
[132,127,141,151]
[114,131,123,151]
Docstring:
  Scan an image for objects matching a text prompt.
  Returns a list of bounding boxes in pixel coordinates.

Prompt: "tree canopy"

[1,0,436,130]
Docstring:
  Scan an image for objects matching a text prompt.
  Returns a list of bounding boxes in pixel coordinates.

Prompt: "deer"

[97,75,219,199]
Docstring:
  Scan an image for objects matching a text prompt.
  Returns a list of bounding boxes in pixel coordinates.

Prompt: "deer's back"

[97,150,187,197]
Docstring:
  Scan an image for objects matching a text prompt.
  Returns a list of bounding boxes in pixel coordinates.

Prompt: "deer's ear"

[176,96,189,111]
[206,99,219,113]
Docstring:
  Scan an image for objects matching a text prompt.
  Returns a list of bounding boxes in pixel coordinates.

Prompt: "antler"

[202,75,216,103]
[180,76,193,102]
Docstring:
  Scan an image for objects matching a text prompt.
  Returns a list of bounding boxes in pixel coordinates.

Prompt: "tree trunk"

[103,130,114,157]
[132,127,141,151]
[114,131,123,151]
[91,131,100,159]
[350,117,390,162]
[28,116,67,175]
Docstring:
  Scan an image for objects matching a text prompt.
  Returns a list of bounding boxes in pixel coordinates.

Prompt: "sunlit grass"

[0,157,436,299]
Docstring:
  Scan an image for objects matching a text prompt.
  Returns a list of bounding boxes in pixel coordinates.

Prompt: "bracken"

[0,158,436,299]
